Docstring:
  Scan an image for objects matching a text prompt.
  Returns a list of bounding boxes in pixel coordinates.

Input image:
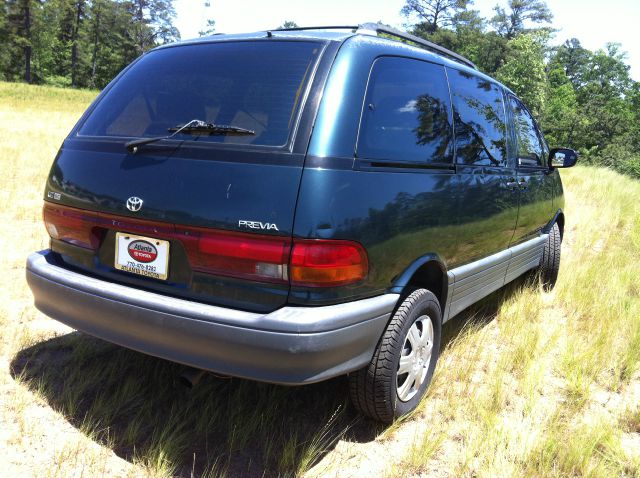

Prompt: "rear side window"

[357,57,453,164]
[78,41,322,147]
[509,96,547,167]
[448,68,508,167]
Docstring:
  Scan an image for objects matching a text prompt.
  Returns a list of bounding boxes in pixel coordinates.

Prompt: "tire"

[538,222,561,290]
[349,289,442,423]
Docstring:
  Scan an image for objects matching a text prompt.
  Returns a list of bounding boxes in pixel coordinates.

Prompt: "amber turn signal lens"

[290,239,368,287]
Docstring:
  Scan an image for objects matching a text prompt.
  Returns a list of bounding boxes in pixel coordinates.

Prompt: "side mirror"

[549,148,579,168]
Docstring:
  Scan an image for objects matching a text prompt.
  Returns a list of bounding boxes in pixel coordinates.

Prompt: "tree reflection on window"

[448,69,508,167]
[357,57,453,164]
[413,94,452,159]
[509,96,545,167]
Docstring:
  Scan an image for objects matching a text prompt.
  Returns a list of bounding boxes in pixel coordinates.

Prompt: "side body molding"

[443,234,547,322]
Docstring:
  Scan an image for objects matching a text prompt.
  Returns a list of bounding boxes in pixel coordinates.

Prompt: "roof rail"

[272,25,359,32]
[358,23,477,70]
[271,23,477,70]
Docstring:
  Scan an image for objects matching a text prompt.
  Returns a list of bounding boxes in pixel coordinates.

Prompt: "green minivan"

[27,23,578,422]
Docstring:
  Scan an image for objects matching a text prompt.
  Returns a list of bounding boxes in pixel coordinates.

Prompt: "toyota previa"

[26,24,578,422]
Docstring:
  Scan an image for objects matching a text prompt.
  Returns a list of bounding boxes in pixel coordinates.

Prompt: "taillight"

[43,202,101,250]
[290,240,368,287]
[177,226,291,283]
[42,202,369,287]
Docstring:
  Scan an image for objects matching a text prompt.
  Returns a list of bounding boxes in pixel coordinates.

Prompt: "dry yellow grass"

[1,81,639,477]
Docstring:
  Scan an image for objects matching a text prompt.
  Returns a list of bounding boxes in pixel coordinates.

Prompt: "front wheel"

[349,289,442,423]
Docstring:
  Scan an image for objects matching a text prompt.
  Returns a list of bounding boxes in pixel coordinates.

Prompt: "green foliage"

[574,45,635,150]
[0,1,10,77]
[496,32,548,117]
[43,74,72,88]
[541,66,578,146]
[1,0,638,179]
[490,0,553,39]
[418,26,509,75]
[402,0,475,34]
[0,0,180,88]
[198,18,215,37]
[544,42,639,177]
[278,20,298,29]
[402,0,640,179]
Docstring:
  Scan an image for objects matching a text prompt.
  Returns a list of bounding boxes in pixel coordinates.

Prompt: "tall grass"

[385,166,640,477]
[1,81,639,477]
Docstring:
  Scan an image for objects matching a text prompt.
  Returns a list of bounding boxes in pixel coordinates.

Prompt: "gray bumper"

[26,250,398,385]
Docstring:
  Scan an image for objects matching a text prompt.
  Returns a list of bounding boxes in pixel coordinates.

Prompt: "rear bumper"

[26,250,397,385]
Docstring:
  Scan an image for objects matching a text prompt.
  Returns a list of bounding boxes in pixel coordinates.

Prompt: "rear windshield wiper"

[125,119,255,153]
[168,121,255,136]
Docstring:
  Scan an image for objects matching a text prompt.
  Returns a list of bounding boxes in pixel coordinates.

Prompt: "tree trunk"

[429,9,439,33]
[137,0,144,54]
[23,3,31,83]
[90,4,101,88]
[71,1,83,87]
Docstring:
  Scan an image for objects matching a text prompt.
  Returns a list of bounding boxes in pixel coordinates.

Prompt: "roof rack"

[272,22,477,70]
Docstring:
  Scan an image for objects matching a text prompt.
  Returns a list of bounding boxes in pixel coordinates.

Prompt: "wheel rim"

[396,315,434,402]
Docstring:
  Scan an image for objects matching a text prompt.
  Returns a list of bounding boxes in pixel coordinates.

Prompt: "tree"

[401,0,474,34]
[47,0,85,86]
[22,0,32,82]
[69,0,84,86]
[124,0,180,56]
[491,0,553,39]
[83,0,122,88]
[574,44,634,152]
[278,20,298,29]
[0,0,182,87]
[496,31,548,117]
[198,18,215,36]
[551,38,591,90]
[422,25,508,75]
[0,0,12,77]
[541,66,579,147]
[83,0,140,88]
[5,0,36,82]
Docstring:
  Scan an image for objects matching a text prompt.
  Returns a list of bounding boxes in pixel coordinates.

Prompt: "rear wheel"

[349,289,441,423]
[537,222,561,290]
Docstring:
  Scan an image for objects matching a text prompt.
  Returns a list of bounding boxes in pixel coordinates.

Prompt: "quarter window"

[448,68,508,167]
[357,57,453,164]
[509,96,546,167]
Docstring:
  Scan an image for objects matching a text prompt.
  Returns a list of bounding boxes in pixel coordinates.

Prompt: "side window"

[357,57,453,164]
[509,96,546,167]
[448,68,508,167]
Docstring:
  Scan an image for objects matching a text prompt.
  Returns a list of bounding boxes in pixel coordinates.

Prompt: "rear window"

[78,41,322,147]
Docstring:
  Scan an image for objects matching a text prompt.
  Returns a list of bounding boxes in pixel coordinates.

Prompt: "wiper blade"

[125,119,255,153]
[126,119,202,153]
[168,121,256,136]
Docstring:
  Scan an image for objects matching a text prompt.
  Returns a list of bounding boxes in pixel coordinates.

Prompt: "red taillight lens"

[42,202,369,287]
[290,240,368,287]
[177,226,291,283]
[43,202,101,250]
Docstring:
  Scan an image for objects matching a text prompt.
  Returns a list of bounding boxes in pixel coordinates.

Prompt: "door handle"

[504,178,518,190]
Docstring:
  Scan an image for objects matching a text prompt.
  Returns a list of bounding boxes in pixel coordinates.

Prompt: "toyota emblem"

[126,196,143,212]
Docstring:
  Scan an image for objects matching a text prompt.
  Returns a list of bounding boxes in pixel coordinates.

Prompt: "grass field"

[1,81,639,477]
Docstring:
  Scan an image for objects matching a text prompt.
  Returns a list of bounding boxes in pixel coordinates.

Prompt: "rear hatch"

[44,39,326,312]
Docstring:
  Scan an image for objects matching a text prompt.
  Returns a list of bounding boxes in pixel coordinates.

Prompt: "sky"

[174,0,640,81]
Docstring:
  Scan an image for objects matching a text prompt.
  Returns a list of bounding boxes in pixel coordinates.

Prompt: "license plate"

[115,233,170,280]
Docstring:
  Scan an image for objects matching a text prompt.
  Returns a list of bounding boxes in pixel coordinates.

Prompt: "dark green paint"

[45,33,571,312]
